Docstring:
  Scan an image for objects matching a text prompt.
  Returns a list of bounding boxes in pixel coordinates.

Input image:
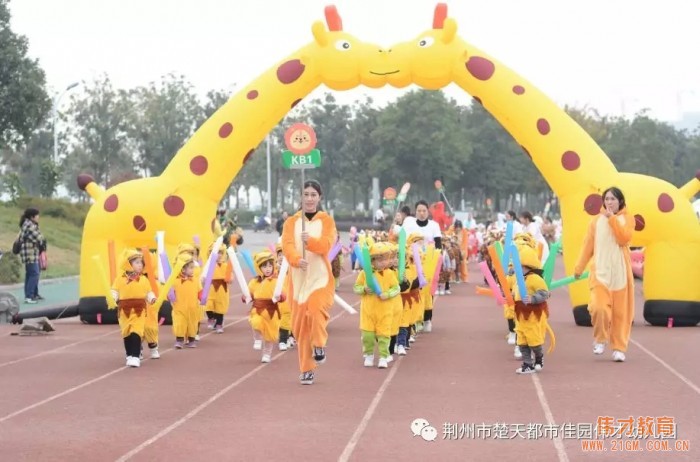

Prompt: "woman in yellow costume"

[281,180,337,386]
[171,253,202,349]
[510,244,554,374]
[246,250,285,363]
[110,249,156,368]
[275,243,294,351]
[353,242,400,369]
[204,243,232,334]
[397,241,421,356]
[574,187,635,362]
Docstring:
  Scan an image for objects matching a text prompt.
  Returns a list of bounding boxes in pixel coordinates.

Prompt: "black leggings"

[123,333,141,357]
[213,313,224,326]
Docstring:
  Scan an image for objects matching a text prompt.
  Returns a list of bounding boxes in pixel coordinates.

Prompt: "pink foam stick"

[96,313,102,324]
[159,317,165,326]
[328,240,343,262]
[412,244,427,288]
[430,254,442,296]
[478,261,506,305]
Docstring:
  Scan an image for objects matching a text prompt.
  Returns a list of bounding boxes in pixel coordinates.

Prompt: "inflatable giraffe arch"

[382,4,700,326]
[75,6,398,319]
[76,4,699,326]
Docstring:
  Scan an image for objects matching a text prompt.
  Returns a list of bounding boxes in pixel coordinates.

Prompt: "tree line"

[2,0,698,215]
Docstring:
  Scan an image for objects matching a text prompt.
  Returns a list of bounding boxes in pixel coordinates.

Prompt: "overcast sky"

[10,0,700,121]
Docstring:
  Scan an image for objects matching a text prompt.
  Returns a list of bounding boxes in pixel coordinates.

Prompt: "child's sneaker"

[534,359,544,371]
[174,340,184,349]
[514,346,522,359]
[253,340,262,350]
[287,337,296,348]
[207,319,216,330]
[185,341,198,349]
[409,335,416,343]
[126,356,141,368]
[313,346,326,364]
[215,325,224,334]
[261,354,271,363]
[516,363,535,374]
[363,355,374,367]
[397,345,407,356]
[445,290,452,295]
[507,332,516,345]
[150,347,160,359]
[377,357,388,369]
[278,342,288,351]
[423,320,432,333]
[386,354,393,363]
[194,334,201,341]
[612,350,626,362]
[299,371,314,385]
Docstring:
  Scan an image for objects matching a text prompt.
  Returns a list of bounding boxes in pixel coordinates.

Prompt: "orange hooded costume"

[281,210,337,375]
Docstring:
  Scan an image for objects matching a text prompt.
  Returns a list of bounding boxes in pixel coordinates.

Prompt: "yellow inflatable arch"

[76,4,700,326]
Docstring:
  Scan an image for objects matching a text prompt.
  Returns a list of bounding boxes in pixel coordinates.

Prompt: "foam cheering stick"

[240,248,256,276]
[92,255,117,309]
[542,240,561,285]
[328,240,343,262]
[272,257,289,302]
[140,247,160,296]
[152,257,187,312]
[334,294,358,314]
[398,228,406,282]
[412,244,427,288]
[360,244,382,295]
[475,285,495,297]
[226,246,251,303]
[478,261,506,304]
[494,241,504,262]
[487,245,514,306]
[107,240,116,284]
[550,271,589,290]
[353,243,364,270]
[508,246,529,302]
[199,236,224,304]
[155,230,166,283]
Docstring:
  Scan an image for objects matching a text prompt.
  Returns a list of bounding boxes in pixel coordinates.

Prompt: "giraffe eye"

[418,37,435,48]
[335,40,352,51]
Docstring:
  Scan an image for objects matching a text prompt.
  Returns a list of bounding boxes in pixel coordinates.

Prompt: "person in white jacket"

[519,211,550,264]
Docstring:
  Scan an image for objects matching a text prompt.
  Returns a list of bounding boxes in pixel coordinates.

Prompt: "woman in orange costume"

[281,180,337,385]
[574,187,635,362]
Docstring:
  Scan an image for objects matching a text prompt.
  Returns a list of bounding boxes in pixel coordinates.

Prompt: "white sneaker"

[126,356,141,368]
[397,345,407,356]
[593,343,605,355]
[125,356,132,366]
[278,342,288,351]
[386,354,394,363]
[287,337,296,348]
[194,334,200,341]
[415,322,424,333]
[409,335,416,343]
[423,320,432,333]
[507,332,516,345]
[150,347,160,359]
[612,350,626,362]
[253,340,262,350]
[363,355,374,367]
[378,357,389,369]
[445,290,451,295]
[438,290,445,296]
[514,346,523,359]
[261,354,271,363]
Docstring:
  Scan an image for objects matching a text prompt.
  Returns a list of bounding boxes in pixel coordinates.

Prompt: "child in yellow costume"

[172,254,203,349]
[511,245,555,374]
[354,242,400,369]
[110,249,156,368]
[175,242,204,341]
[204,244,232,334]
[275,243,294,351]
[246,251,286,363]
[397,245,421,356]
[506,233,539,359]
[574,187,635,362]
[387,243,406,360]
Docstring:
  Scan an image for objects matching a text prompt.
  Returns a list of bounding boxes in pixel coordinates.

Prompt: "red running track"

[0,259,698,461]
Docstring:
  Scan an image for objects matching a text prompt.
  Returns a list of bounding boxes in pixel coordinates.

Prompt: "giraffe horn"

[324,5,343,31]
[433,3,448,29]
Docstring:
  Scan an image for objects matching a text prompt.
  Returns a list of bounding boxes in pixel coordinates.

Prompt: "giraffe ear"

[312,21,329,46]
[441,18,457,43]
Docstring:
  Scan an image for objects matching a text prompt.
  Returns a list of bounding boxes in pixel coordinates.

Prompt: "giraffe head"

[387,3,467,90]
[308,6,393,90]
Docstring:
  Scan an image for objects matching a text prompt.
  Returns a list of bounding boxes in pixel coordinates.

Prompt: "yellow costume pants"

[250,310,281,343]
[515,314,548,347]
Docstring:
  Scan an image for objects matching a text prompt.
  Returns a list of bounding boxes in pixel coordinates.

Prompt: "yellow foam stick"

[92,255,117,309]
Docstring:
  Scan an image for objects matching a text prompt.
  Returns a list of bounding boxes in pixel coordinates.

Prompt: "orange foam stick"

[141,247,160,297]
[107,240,116,284]
[476,285,494,297]
[537,241,544,260]
[487,245,514,306]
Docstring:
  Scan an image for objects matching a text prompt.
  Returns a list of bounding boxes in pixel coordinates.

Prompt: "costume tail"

[545,321,556,354]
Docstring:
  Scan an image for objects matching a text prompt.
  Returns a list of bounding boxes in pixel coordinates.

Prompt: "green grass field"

[0,199,86,282]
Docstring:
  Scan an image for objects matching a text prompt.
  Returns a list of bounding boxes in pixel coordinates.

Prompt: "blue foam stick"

[241,249,256,276]
[353,244,364,270]
[509,247,529,302]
